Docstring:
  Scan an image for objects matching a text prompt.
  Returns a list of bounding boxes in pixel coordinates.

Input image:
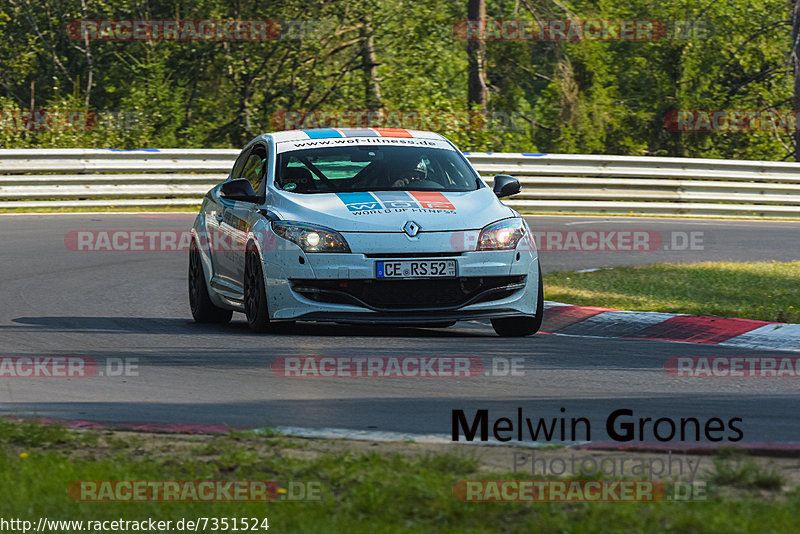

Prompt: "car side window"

[237,144,268,195]
[230,147,252,181]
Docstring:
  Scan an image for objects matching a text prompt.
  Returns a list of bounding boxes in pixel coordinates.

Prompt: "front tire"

[189,241,233,324]
[244,246,272,332]
[491,265,544,337]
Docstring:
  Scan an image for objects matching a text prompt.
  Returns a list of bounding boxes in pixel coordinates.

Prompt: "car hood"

[267,187,515,232]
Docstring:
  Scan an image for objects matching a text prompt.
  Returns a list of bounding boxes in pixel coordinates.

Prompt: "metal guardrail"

[2,149,800,217]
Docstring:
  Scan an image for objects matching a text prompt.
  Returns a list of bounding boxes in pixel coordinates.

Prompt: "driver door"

[225,143,269,288]
[205,146,249,290]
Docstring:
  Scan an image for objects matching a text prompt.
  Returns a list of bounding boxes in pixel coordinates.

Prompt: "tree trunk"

[80,0,93,109]
[793,0,800,160]
[360,17,383,111]
[467,0,489,109]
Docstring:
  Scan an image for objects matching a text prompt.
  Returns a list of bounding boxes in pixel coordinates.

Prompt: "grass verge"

[1,419,799,533]
[544,261,800,323]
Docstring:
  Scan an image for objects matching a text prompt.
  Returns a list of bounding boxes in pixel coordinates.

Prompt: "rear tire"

[244,246,273,333]
[491,265,544,337]
[189,241,233,324]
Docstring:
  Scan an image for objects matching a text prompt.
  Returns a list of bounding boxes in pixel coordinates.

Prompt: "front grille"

[290,276,526,311]
[363,252,464,258]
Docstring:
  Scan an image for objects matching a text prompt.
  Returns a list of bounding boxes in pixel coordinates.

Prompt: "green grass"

[1,420,800,533]
[0,418,96,447]
[544,261,800,323]
[708,450,786,491]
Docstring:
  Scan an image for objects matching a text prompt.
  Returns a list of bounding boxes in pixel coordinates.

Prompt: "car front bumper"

[261,230,540,323]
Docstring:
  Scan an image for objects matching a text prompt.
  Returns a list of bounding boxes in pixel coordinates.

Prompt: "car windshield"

[275,145,480,194]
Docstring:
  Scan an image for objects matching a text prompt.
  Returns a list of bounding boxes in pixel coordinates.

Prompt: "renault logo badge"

[403,221,420,237]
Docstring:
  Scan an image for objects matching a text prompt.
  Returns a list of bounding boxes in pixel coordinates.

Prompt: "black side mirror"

[492,175,521,198]
[220,178,259,203]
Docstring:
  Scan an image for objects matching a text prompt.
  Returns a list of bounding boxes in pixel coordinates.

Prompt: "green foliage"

[0,0,795,158]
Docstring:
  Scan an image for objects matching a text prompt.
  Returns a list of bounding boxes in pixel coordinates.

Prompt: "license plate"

[376,259,457,279]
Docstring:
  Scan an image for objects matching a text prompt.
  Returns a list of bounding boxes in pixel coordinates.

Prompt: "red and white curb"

[543,301,800,353]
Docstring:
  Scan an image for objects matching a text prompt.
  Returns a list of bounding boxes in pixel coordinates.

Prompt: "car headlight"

[271,221,350,253]
[477,218,526,251]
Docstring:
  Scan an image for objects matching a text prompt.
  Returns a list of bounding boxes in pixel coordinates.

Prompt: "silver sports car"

[189,127,543,336]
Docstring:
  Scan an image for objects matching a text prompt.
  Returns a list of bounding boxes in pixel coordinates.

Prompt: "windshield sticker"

[304,128,342,139]
[283,182,297,191]
[300,127,412,139]
[336,192,382,212]
[335,191,457,216]
[374,191,419,209]
[276,136,452,153]
[372,128,413,138]
[408,191,456,210]
[339,127,380,137]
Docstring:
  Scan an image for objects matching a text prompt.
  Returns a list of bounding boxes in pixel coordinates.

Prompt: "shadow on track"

[7,316,494,338]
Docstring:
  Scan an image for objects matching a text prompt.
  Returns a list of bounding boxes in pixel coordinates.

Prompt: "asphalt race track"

[1,213,799,445]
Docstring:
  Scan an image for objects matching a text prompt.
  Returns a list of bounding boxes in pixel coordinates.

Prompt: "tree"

[467,0,488,109]
[792,0,800,161]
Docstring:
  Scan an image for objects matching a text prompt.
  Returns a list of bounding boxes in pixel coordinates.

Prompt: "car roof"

[264,128,447,144]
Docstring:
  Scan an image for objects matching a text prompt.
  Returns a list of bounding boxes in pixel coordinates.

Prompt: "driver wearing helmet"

[391,158,427,187]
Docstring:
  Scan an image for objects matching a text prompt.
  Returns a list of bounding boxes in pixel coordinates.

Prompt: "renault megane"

[188,128,543,336]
